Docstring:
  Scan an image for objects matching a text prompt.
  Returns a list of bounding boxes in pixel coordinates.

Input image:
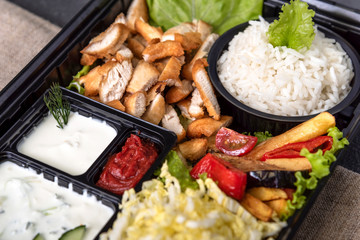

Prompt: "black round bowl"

[208,18,360,134]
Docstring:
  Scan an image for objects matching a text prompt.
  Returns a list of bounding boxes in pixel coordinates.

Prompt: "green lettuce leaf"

[66,65,90,95]
[166,150,199,191]
[267,0,315,52]
[283,127,349,220]
[146,0,263,35]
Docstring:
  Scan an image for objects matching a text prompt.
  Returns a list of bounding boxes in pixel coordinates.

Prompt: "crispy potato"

[178,138,208,161]
[247,187,288,201]
[240,193,273,222]
[187,115,233,138]
[142,40,184,63]
[245,112,336,160]
[265,198,288,216]
[264,158,312,171]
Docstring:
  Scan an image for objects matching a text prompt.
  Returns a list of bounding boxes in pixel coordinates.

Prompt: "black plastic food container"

[0,0,360,239]
[208,17,360,134]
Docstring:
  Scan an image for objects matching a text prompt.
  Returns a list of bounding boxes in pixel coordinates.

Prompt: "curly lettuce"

[165,150,199,191]
[267,0,315,52]
[283,127,349,220]
[146,0,263,35]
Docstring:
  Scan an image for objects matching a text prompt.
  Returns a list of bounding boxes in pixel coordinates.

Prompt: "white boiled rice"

[217,17,354,116]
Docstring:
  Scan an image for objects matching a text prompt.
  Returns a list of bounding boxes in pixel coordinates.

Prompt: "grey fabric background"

[0,0,359,239]
[0,0,60,90]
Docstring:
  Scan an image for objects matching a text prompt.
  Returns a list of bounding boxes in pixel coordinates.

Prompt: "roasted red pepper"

[261,136,333,161]
[190,153,247,201]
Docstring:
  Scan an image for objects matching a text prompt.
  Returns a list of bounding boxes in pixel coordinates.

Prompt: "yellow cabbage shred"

[100,162,286,240]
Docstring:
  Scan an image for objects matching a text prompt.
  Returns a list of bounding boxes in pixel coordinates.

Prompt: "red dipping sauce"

[96,134,158,195]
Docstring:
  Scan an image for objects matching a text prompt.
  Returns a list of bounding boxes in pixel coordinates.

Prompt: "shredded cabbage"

[100,162,286,240]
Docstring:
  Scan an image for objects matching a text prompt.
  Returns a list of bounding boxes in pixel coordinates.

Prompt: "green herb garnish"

[267,0,315,52]
[44,83,71,129]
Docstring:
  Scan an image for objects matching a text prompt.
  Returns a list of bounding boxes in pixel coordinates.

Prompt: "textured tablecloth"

[0,0,359,239]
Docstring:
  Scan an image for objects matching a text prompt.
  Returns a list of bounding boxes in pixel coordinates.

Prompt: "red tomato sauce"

[96,134,158,195]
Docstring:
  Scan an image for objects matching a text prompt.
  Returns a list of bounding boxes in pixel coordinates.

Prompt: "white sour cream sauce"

[17,112,117,175]
[0,161,114,240]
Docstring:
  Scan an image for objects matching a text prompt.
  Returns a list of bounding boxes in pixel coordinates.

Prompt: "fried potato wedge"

[265,198,288,216]
[187,115,233,138]
[178,138,208,161]
[240,193,273,222]
[143,40,184,63]
[245,112,336,160]
[247,187,288,201]
[265,158,312,171]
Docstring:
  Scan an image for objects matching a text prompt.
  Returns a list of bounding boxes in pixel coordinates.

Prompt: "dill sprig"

[44,83,71,129]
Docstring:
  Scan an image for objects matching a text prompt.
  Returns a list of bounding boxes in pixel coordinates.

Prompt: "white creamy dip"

[17,112,117,175]
[0,161,114,240]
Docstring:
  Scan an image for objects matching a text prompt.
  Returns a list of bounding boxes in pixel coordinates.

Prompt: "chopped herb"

[44,83,71,129]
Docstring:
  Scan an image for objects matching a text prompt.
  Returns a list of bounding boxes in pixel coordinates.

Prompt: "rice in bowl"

[217,17,354,116]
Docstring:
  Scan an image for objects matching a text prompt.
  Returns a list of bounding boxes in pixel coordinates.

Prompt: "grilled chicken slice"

[80,23,130,65]
[189,88,205,118]
[124,91,146,117]
[158,56,183,87]
[182,33,219,80]
[192,58,220,120]
[142,40,184,62]
[126,60,159,94]
[165,79,194,103]
[161,104,186,142]
[135,18,163,43]
[99,60,133,103]
[142,93,166,125]
[126,0,148,32]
